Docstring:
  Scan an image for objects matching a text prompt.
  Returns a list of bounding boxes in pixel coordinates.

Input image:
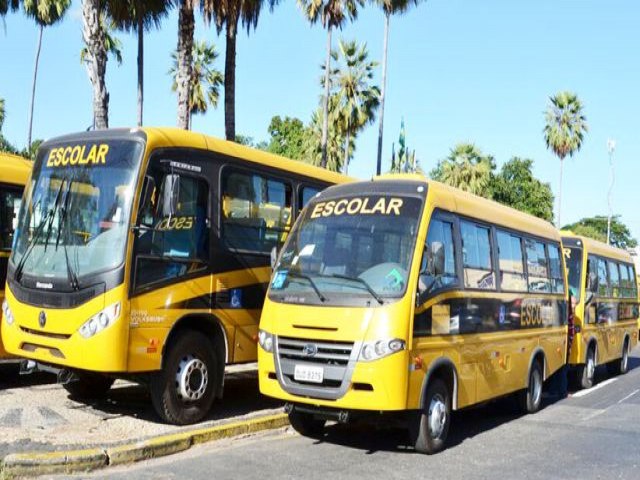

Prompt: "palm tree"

[80,15,124,66]
[304,94,348,172]
[170,40,223,129]
[372,0,423,175]
[106,1,171,126]
[201,1,279,142]
[543,91,588,226]
[82,0,110,129]
[331,39,379,174]
[174,0,197,130]
[297,0,363,168]
[0,0,19,16]
[430,143,495,197]
[0,97,5,131]
[23,0,70,148]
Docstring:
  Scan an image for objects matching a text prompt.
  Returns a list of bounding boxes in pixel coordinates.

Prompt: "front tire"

[518,360,543,414]
[288,411,326,438]
[150,330,218,425]
[63,371,114,399]
[413,378,451,454]
[578,346,596,389]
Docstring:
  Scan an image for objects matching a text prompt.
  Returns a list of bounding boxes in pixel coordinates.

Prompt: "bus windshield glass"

[269,194,423,307]
[565,246,583,302]
[11,140,143,284]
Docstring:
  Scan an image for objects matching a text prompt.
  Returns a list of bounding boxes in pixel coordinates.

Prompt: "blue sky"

[1,0,638,240]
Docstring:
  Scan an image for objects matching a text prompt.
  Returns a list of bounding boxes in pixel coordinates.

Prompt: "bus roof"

[372,174,561,241]
[561,231,633,263]
[0,152,32,186]
[38,127,352,186]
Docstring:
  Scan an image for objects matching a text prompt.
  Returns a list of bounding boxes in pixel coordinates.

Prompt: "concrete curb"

[1,413,289,478]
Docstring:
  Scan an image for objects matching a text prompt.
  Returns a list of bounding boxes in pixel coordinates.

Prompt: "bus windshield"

[11,140,143,285]
[565,246,583,302]
[269,194,423,307]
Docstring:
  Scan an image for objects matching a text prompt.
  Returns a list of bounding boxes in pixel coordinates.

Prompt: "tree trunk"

[27,23,43,149]
[224,17,238,141]
[320,26,332,169]
[376,13,390,176]
[343,124,350,174]
[176,1,195,130]
[136,6,143,127]
[82,0,109,129]
[557,157,564,227]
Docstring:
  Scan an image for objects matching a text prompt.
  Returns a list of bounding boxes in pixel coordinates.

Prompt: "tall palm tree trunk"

[557,157,564,226]
[136,11,143,126]
[224,18,238,141]
[320,26,332,169]
[27,23,43,148]
[343,123,351,174]
[375,12,389,176]
[83,0,109,129]
[176,1,194,130]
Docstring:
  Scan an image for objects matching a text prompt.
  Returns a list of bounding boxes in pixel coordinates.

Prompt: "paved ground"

[0,362,280,459]
[70,350,640,480]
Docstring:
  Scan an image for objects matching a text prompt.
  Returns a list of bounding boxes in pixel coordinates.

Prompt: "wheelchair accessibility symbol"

[230,288,242,309]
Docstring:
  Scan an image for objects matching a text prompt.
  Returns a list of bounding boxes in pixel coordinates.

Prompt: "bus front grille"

[274,336,360,400]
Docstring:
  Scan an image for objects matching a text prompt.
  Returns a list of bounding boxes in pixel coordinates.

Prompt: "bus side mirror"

[428,241,445,277]
[161,174,180,217]
[270,246,279,270]
[135,175,156,228]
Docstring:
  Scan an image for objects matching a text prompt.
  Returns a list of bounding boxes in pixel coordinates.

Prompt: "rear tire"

[578,346,596,389]
[288,411,326,437]
[607,339,630,376]
[518,360,543,414]
[413,378,451,454]
[63,371,114,399]
[150,330,218,425]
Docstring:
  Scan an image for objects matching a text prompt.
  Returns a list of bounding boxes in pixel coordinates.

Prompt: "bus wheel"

[608,338,630,376]
[414,378,451,454]
[288,410,326,438]
[150,331,217,425]
[518,360,543,414]
[578,346,596,389]
[63,371,114,399]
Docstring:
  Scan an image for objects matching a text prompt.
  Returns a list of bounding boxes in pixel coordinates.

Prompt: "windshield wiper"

[326,273,384,305]
[55,179,80,291]
[15,180,66,283]
[286,271,327,303]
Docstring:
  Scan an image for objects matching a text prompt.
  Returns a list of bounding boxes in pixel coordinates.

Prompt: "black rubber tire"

[150,330,218,425]
[607,339,630,376]
[518,361,543,414]
[413,378,451,454]
[578,346,596,390]
[63,372,114,399]
[288,411,326,438]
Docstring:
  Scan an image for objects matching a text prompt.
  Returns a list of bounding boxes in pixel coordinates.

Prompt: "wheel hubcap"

[531,369,542,406]
[622,346,628,371]
[175,355,208,402]
[587,354,595,380]
[428,394,447,439]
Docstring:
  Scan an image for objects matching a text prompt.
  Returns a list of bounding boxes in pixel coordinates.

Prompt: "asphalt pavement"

[72,350,640,480]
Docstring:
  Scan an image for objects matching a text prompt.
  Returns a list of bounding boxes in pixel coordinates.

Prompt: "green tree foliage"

[170,40,223,129]
[80,15,124,65]
[0,0,20,16]
[492,157,554,222]
[297,0,363,167]
[0,97,4,131]
[304,94,348,172]
[265,116,309,160]
[563,216,638,249]
[389,119,419,173]
[430,143,495,198]
[543,91,588,226]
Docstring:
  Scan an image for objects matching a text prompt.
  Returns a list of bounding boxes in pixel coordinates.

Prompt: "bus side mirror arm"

[270,246,279,271]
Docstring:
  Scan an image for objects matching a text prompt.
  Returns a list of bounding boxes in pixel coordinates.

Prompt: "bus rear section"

[562,234,639,388]
[258,176,569,453]
[0,153,31,359]
[1,127,348,424]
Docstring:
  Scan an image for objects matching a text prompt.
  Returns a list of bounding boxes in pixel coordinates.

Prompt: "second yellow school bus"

[562,233,638,388]
[0,152,31,359]
[258,175,569,453]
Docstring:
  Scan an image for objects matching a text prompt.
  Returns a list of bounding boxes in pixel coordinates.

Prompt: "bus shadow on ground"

[0,362,55,390]
[69,370,282,424]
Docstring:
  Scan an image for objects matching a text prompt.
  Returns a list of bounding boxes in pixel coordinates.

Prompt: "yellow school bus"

[561,233,638,388]
[258,175,569,453]
[1,128,348,424]
[0,152,31,359]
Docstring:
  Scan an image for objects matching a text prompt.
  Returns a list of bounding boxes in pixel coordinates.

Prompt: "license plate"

[294,364,324,383]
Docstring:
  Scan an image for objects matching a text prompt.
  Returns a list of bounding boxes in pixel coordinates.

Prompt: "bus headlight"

[2,300,14,325]
[258,329,274,352]
[78,302,121,339]
[359,339,406,362]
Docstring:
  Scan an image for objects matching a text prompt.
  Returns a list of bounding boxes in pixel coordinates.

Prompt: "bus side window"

[496,230,526,292]
[525,238,550,293]
[608,261,620,298]
[300,186,320,209]
[460,220,494,290]
[597,257,610,297]
[419,218,457,296]
[619,263,630,298]
[547,243,565,294]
